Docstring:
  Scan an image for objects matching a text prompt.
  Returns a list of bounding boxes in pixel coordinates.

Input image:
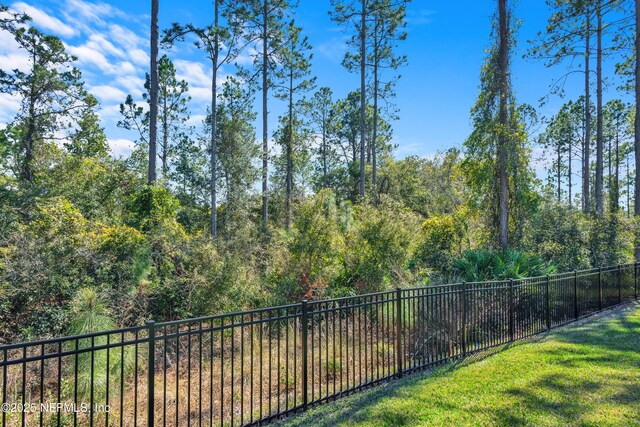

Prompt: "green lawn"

[280,304,640,427]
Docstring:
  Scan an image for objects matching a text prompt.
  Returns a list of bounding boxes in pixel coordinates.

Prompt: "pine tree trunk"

[148,0,159,184]
[595,1,604,216]
[262,0,269,229]
[359,0,366,198]
[210,0,220,239]
[627,154,631,218]
[498,0,509,249]
[633,0,640,262]
[286,67,293,230]
[322,111,328,187]
[557,144,562,203]
[608,135,612,211]
[372,18,379,207]
[583,5,591,214]
[162,90,168,177]
[23,66,35,183]
[615,126,619,212]
[569,140,572,206]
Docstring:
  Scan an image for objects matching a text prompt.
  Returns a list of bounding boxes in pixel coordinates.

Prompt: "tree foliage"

[0,0,637,345]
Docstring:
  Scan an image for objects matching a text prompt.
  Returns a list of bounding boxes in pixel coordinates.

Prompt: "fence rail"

[1,263,638,426]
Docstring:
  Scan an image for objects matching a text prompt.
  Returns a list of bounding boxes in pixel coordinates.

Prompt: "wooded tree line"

[465,0,640,250]
[115,0,410,237]
[0,0,639,342]
[530,0,638,216]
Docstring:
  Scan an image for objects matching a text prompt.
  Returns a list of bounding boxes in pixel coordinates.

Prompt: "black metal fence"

[1,264,638,426]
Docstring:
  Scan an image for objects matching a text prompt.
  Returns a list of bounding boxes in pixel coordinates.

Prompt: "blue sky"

[0,0,629,165]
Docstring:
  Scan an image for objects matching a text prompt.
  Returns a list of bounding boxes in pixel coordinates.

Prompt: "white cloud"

[0,28,30,73]
[0,25,20,50]
[108,24,146,53]
[187,114,207,126]
[108,138,136,157]
[189,87,213,103]
[114,75,146,96]
[129,49,149,66]
[0,51,31,73]
[11,2,77,37]
[64,0,124,25]
[89,85,127,103]
[0,93,21,123]
[234,46,258,66]
[67,44,114,71]
[96,103,126,125]
[172,60,234,104]
[85,33,126,59]
[118,61,138,75]
[174,60,212,87]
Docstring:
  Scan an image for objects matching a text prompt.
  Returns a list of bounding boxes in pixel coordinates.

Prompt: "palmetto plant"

[453,249,557,282]
[62,288,136,402]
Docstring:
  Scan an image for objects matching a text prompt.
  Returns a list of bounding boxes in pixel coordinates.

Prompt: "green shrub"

[588,212,635,267]
[414,213,465,272]
[523,203,591,271]
[287,189,345,298]
[65,288,116,401]
[0,198,93,340]
[340,196,421,292]
[452,249,556,282]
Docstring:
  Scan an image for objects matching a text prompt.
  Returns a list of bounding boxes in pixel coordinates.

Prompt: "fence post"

[508,279,514,342]
[301,300,309,409]
[598,267,603,311]
[147,320,156,427]
[461,282,467,357]
[396,288,403,378]
[573,270,578,320]
[635,262,638,301]
[545,274,551,330]
[618,265,622,304]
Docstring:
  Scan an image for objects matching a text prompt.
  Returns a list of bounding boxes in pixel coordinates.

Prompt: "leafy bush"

[523,203,591,271]
[185,237,263,316]
[523,203,635,270]
[287,189,345,298]
[588,213,635,267]
[414,213,465,272]
[340,196,421,292]
[0,198,93,340]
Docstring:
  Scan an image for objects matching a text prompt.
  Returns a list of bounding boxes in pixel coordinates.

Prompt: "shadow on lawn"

[279,303,640,427]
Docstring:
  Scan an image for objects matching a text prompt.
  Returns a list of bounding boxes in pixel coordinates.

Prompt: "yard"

[280,304,640,426]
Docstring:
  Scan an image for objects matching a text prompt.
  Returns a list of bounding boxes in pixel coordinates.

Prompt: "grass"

[279,303,640,427]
